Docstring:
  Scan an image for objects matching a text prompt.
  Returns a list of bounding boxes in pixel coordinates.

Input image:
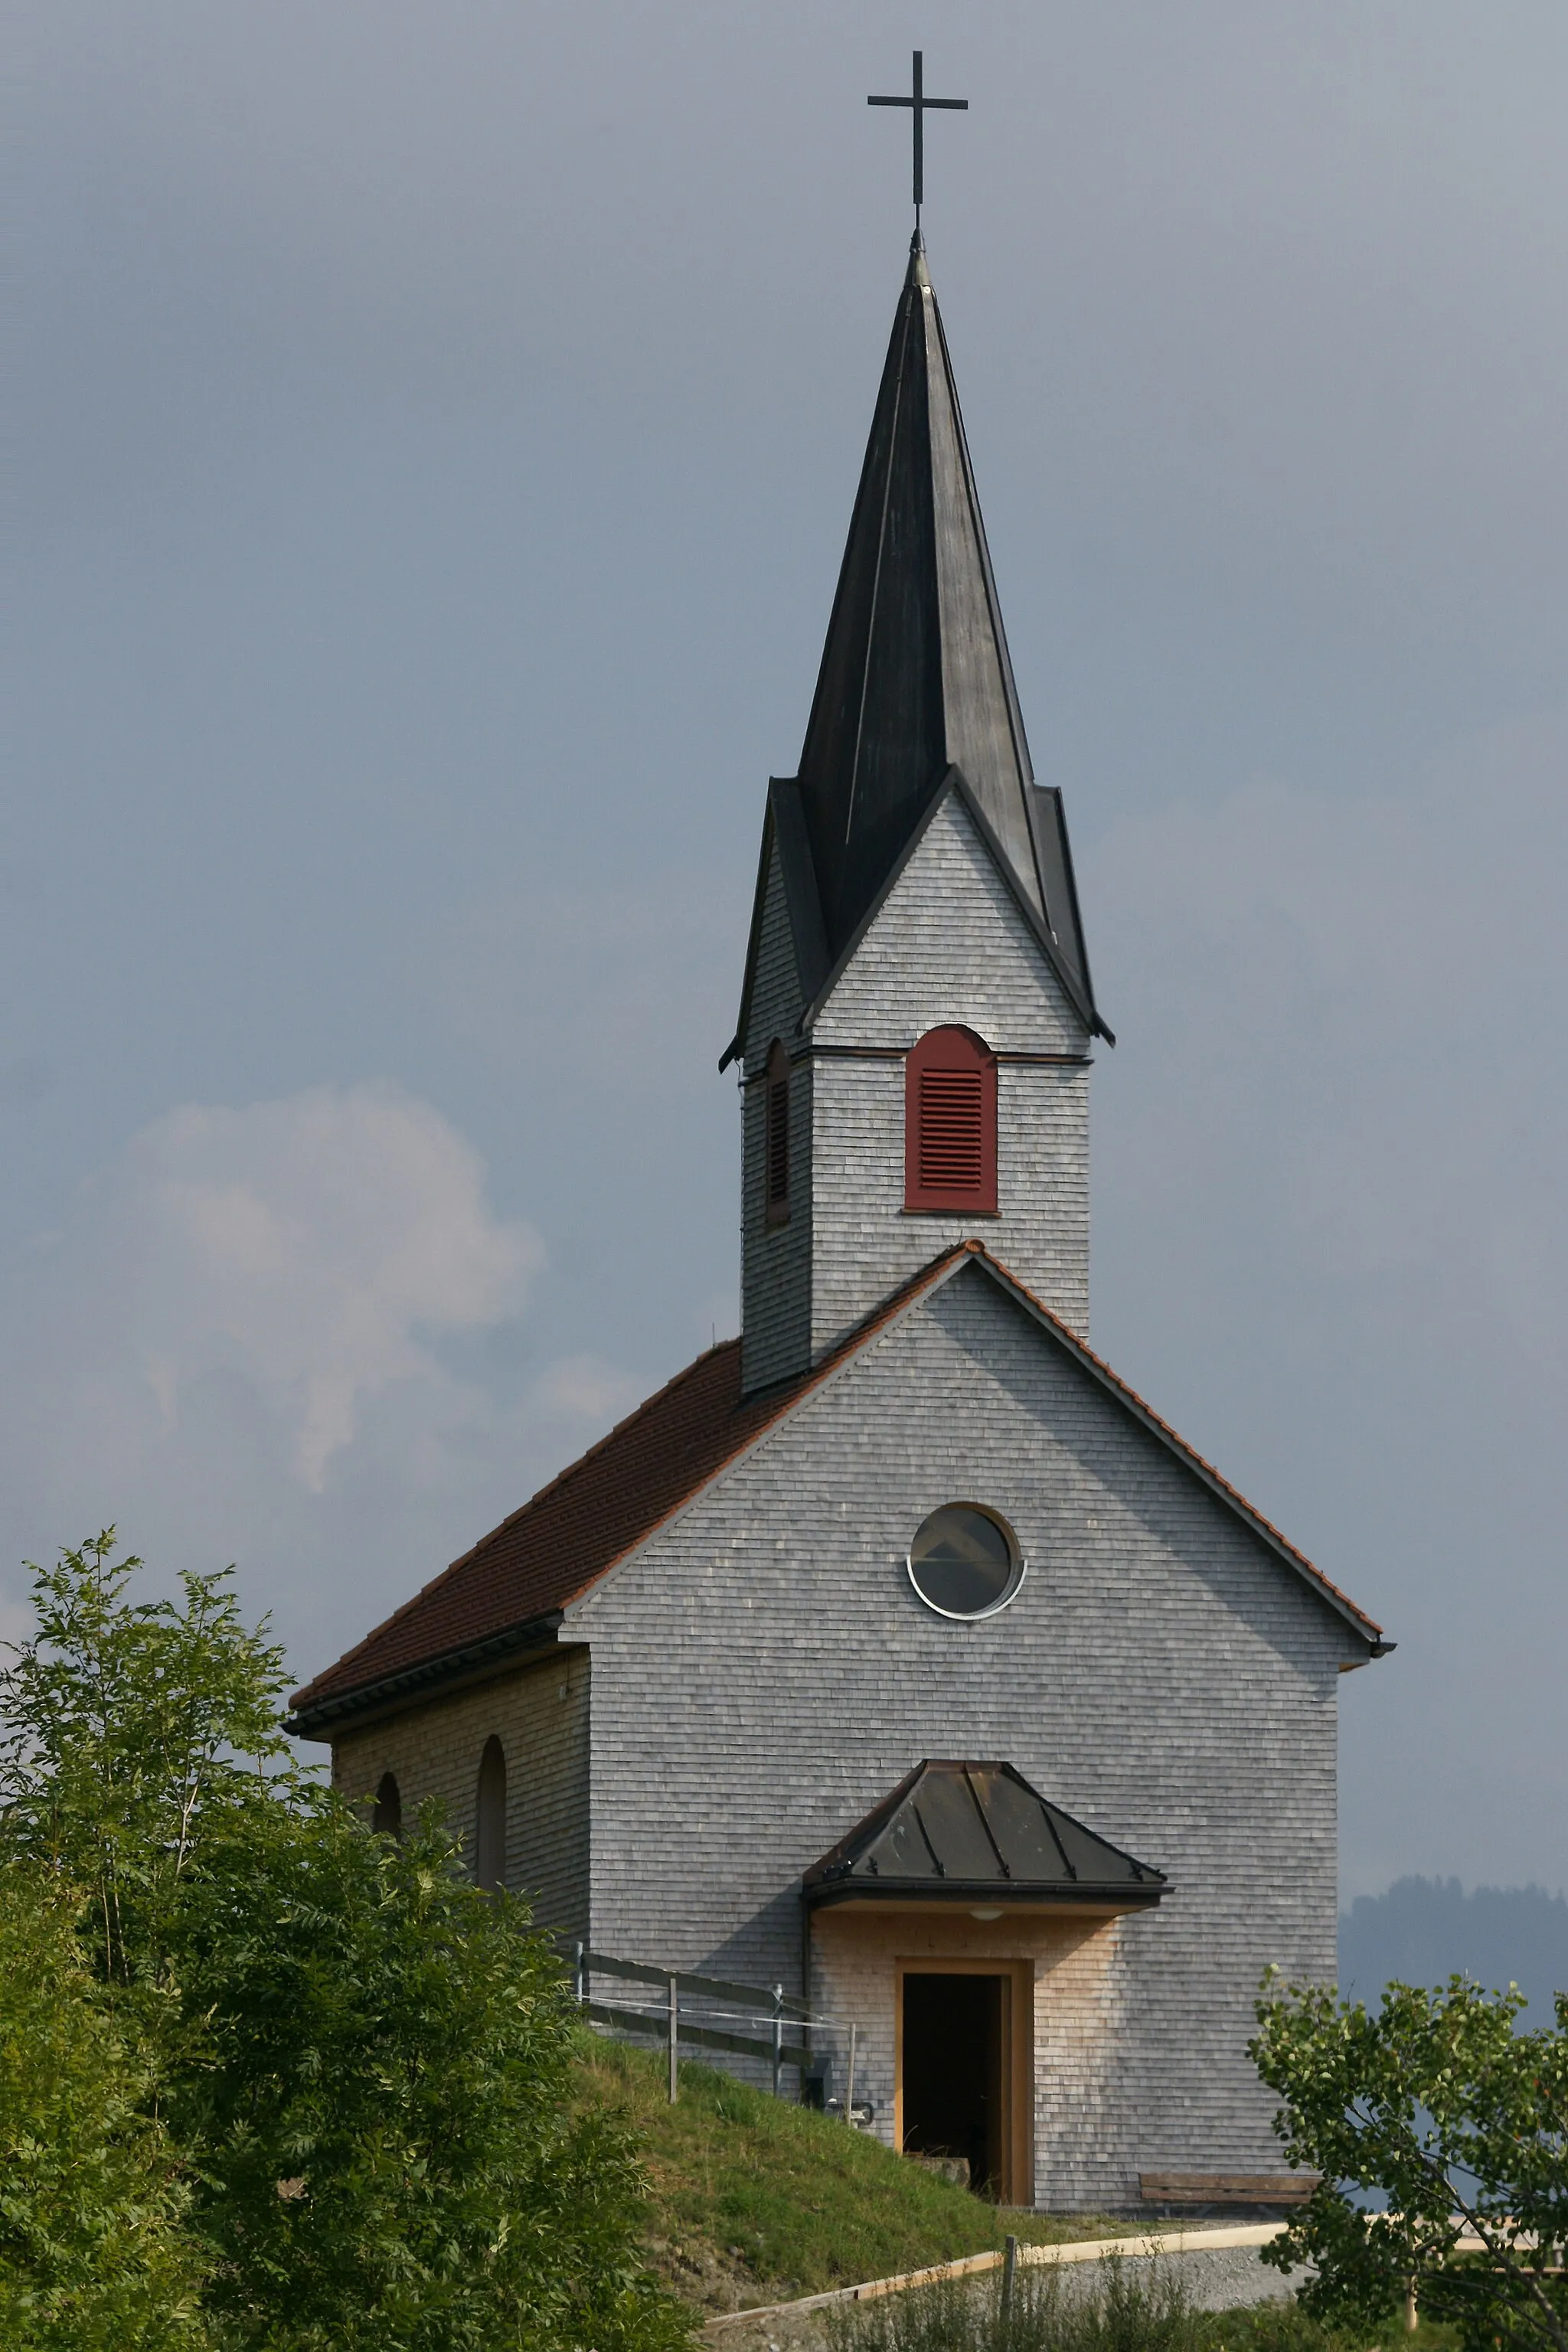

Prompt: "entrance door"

[900,1971,1008,2195]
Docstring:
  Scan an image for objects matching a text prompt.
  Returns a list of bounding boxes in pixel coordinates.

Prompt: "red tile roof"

[288,1253,962,1726]
[289,1244,1383,1730]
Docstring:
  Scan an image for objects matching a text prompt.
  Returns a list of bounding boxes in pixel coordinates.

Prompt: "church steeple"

[730,234,1105,1396]
[793,234,1101,1032]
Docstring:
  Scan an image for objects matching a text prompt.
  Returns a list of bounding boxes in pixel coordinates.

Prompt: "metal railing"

[572,1942,863,2110]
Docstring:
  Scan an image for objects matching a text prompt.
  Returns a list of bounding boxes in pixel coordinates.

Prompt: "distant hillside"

[1341,1877,1568,2025]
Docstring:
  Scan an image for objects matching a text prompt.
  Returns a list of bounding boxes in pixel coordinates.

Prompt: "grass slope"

[577,2036,1138,2314]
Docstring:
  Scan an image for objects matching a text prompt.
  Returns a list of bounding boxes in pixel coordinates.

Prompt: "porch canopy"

[803,1760,1166,1915]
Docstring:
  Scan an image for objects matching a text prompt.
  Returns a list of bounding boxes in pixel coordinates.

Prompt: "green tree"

[1251,1968,1568,2352]
[0,1851,208,2350]
[171,1796,691,2351]
[0,1531,289,2003]
[1,1534,693,2352]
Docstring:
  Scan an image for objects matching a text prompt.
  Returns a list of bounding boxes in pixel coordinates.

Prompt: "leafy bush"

[0,1533,694,2352]
[1252,1968,1567,2352]
[172,1797,691,2351]
[0,1851,207,2350]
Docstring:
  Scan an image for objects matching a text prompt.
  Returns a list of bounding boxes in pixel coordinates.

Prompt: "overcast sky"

[9,2,1566,1903]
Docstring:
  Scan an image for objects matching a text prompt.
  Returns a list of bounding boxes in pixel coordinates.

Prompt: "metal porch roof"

[803,1759,1167,1911]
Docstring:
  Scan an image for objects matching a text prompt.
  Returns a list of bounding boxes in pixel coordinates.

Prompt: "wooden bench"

[1139,2173,1321,2207]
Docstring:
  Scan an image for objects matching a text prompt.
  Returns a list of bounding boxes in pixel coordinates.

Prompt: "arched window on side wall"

[766,1039,791,1224]
[905,1026,998,1214]
[371,1772,402,1838]
[475,1736,507,1892]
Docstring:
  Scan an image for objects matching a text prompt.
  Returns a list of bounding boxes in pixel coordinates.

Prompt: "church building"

[289,229,1390,2213]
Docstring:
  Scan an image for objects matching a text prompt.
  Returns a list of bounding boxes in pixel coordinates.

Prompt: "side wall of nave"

[331,1645,590,1942]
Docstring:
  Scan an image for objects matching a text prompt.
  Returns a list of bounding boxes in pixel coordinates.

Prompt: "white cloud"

[526,1352,645,1429]
[0,1083,675,1692]
[16,1082,541,1493]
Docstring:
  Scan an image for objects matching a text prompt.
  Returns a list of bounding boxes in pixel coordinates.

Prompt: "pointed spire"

[794,237,1098,1025]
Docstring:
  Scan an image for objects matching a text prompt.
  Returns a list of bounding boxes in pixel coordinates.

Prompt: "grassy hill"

[576,2034,1138,2314]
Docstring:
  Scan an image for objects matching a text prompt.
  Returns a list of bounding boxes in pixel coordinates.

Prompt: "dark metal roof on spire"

[789,236,1105,1034]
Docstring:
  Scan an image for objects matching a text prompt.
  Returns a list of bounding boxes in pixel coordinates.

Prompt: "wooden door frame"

[895,1956,1034,2208]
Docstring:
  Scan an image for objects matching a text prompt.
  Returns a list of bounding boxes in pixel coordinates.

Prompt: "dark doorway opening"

[901,1972,1006,2195]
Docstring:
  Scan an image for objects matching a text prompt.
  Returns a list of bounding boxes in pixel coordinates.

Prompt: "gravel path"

[704,2225,1309,2352]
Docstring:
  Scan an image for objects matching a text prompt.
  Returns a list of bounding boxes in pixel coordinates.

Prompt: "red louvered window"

[905,1026,998,1214]
[766,1039,791,1225]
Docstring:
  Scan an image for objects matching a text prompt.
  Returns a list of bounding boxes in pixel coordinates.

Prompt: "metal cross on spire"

[867,51,968,226]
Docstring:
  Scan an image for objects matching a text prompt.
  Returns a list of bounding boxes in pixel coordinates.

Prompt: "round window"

[906,1504,1024,1620]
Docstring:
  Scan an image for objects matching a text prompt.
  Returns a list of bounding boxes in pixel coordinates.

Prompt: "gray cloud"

[1089,707,1568,1894]
[9,1,1566,1890]
[0,1086,629,1672]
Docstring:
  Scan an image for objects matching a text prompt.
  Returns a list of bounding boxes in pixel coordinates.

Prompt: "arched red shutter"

[905,1026,998,1213]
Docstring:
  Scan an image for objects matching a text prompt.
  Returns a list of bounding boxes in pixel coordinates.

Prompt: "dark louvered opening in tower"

[906,1027,997,1214]
[766,1040,791,1225]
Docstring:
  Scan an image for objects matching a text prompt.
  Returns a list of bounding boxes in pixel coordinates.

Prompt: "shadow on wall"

[1340,1877,1568,2026]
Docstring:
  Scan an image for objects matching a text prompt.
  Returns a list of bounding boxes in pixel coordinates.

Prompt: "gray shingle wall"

[331,1646,591,1941]
[741,838,814,1393]
[811,1055,1089,1351]
[740,789,1093,1390]
[740,1056,815,1394]
[571,1261,1352,2209]
[815,790,1089,1054]
[741,835,804,1078]
[812,792,1091,1348]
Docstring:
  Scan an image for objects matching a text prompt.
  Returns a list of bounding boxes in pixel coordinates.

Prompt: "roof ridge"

[292,1260,978,1724]
[292,1233,1381,1730]
[288,1337,741,1710]
[544,1246,978,1606]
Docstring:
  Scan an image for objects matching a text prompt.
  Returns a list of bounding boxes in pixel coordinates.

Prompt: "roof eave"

[804,1879,1166,1913]
[798,766,1107,1044]
[720,778,831,1074]
[286,1612,564,1739]
[949,1251,1388,1651]
[719,790,782,1074]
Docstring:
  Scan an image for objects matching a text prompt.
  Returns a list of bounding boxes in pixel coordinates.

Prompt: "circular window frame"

[905,1501,1028,1622]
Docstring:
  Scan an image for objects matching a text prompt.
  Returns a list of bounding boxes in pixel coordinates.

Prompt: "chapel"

[289,224,1390,2214]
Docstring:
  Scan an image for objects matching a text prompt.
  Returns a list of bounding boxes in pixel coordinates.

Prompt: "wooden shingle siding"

[332,1647,591,1941]
[815,791,1088,1057]
[741,838,814,1392]
[810,795,1091,1361]
[572,1263,1344,2210]
[741,789,1093,1396]
[812,1053,1089,1355]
